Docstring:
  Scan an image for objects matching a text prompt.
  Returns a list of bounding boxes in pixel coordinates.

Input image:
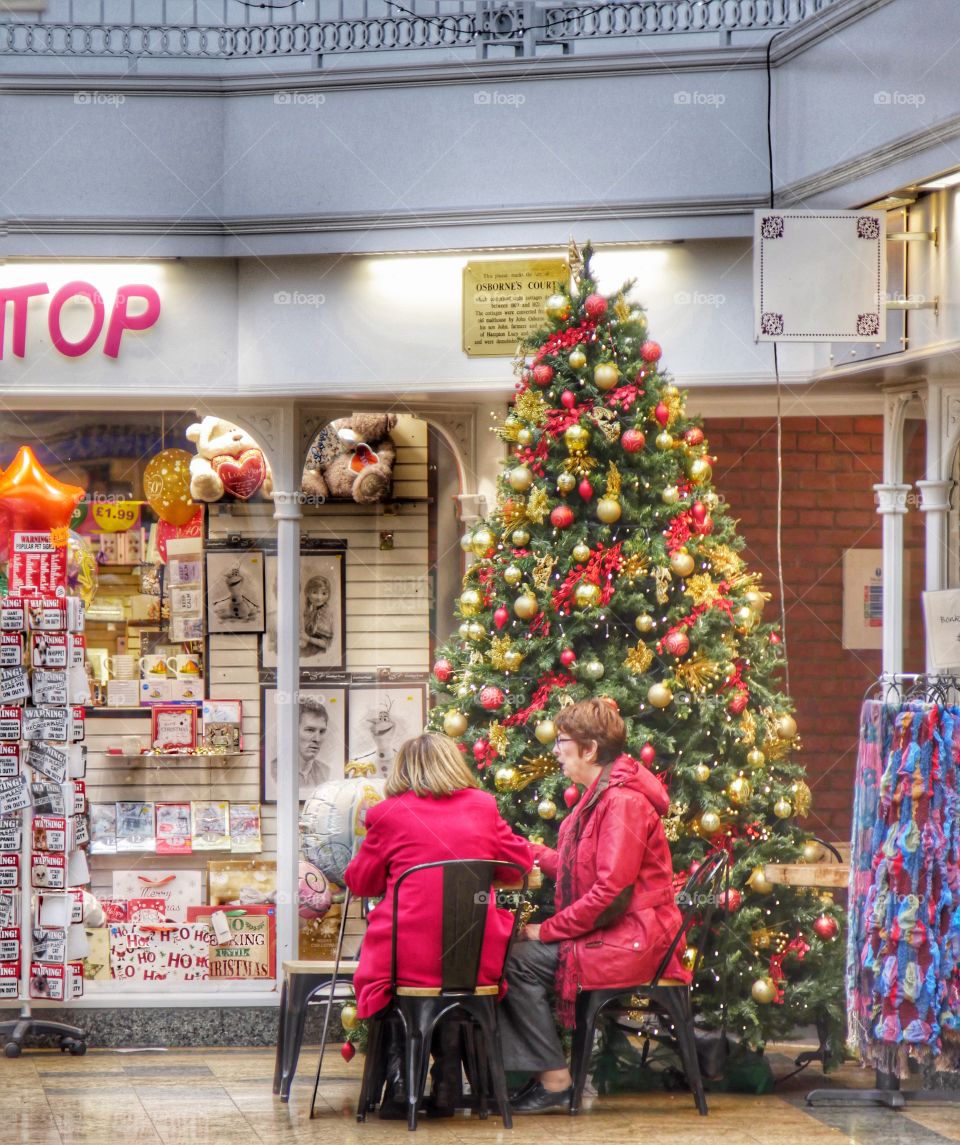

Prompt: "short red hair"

[554,698,626,764]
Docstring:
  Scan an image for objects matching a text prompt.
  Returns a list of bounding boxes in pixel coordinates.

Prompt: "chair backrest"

[652,850,728,982]
[389,858,528,994]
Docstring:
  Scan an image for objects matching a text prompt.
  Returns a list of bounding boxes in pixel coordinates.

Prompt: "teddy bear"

[302,412,398,504]
[185,416,273,502]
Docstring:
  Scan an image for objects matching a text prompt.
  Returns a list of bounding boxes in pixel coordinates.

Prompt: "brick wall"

[705,415,926,842]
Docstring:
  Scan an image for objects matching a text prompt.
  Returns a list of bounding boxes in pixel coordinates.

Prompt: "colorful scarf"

[847,700,960,1076]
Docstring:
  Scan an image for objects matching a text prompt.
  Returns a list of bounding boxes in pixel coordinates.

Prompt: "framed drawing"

[206,550,266,634]
[261,685,347,803]
[347,683,427,779]
[262,547,346,673]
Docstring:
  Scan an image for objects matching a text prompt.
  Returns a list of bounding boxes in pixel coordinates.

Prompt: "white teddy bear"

[185,416,273,502]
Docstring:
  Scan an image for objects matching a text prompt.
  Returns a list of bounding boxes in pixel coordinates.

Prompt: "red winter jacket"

[344,788,533,1017]
[534,754,690,990]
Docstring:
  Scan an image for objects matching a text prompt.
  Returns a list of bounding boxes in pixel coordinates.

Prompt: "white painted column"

[273,489,302,968]
[874,483,911,675]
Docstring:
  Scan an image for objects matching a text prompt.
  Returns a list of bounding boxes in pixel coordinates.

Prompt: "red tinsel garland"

[550,542,623,614]
[545,403,594,438]
[606,382,645,411]
[476,565,495,606]
[769,935,810,1003]
[665,510,695,553]
[515,437,550,475]
[503,671,575,725]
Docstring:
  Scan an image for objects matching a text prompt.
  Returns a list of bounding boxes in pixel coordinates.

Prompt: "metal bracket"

[884,297,939,316]
[887,230,938,246]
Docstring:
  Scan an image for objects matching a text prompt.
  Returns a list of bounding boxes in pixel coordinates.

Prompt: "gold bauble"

[735,606,756,632]
[459,588,483,617]
[503,649,524,672]
[662,485,680,506]
[594,362,620,391]
[773,797,794,820]
[471,527,495,555]
[534,720,557,745]
[699,810,722,836]
[504,564,523,586]
[504,415,520,433]
[746,748,766,770]
[458,622,471,640]
[143,448,195,526]
[801,840,823,864]
[775,714,798,741]
[467,622,486,641]
[514,592,539,620]
[537,798,558,820]
[512,528,531,547]
[564,425,590,453]
[459,532,475,553]
[635,614,655,634]
[557,472,577,495]
[572,542,591,563]
[568,347,587,370]
[681,946,698,973]
[703,491,719,510]
[517,427,534,447]
[745,590,765,614]
[443,710,468,737]
[747,867,774,895]
[339,1003,358,1031]
[670,550,695,578]
[751,977,777,1005]
[456,685,471,698]
[728,776,752,805]
[581,659,605,682]
[596,498,622,524]
[647,682,673,709]
[508,466,534,493]
[545,293,571,321]
[494,766,517,792]
[694,763,711,783]
[655,430,674,451]
[688,457,713,485]
[574,582,600,608]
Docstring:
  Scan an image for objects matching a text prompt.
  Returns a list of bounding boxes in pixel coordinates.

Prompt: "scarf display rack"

[808,674,960,1109]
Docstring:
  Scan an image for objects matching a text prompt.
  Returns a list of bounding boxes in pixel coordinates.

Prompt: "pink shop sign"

[0,280,161,360]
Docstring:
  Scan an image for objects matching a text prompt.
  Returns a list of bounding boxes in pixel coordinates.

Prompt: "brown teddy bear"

[302,413,398,504]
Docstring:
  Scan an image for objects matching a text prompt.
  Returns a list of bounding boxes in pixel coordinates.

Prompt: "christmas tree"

[429,244,845,1064]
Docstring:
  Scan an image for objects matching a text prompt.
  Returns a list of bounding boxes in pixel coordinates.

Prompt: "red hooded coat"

[534,754,690,994]
[344,788,533,1018]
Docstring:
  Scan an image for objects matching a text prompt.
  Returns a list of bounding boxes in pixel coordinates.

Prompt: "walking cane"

[309,889,353,1119]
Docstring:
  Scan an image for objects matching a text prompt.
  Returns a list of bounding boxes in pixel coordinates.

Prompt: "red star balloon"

[0,447,85,551]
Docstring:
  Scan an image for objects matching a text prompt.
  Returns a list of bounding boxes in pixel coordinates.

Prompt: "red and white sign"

[0,281,161,360]
[8,534,67,598]
[0,855,18,889]
[29,961,65,1000]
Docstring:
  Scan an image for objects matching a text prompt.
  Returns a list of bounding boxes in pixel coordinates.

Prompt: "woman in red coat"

[344,732,532,1113]
[499,698,689,1114]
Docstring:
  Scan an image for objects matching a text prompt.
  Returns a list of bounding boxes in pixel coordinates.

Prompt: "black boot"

[426,1018,462,1117]
[378,1029,408,1120]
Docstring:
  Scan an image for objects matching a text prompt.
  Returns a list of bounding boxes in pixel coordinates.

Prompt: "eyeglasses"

[554,736,576,746]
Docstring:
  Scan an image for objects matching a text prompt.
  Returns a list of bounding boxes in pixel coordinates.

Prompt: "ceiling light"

[917,170,960,190]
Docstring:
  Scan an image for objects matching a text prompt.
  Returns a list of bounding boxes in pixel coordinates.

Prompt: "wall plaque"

[463,259,568,357]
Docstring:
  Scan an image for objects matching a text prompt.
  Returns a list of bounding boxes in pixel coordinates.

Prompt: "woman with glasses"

[344,732,532,1117]
[498,697,688,1113]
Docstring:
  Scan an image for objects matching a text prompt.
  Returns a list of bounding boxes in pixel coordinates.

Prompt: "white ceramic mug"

[106,653,136,680]
[174,653,203,680]
[139,654,177,679]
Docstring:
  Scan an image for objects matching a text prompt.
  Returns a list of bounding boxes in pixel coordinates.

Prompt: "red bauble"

[560,390,577,410]
[584,293,608,319]
[479,685,505,711]
[770,633,781,645]
[639,743,656,766]
[599,696,620,712]
[728,693,749,715]
[563,784,580,809]
[432,658,453,683]
[473,739,490,762]
[654,401,670,428]
[813,914,839,940]
[493,606,509,631]
[341,1041,356,1062]
[621,429,646,453]
[551,505,574,529]
[578,479,594,501]
[690,501,707,525]
[532,363,554,387]
[684,426,705,447]
[641,340,662,363]
[718,888,742,913]
[662,630,690,658]
[696,514,714,536]
[560,648,577,667]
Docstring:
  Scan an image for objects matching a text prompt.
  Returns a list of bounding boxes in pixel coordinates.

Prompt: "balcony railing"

[0,0,839,63]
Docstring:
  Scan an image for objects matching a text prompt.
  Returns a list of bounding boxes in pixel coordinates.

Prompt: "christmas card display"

[150,705,197,751]
[191,800,230,851]
[228,803,262,853]
[86,801,262,855]
[115,802,156,853]
[186,905,276,980]
[155,802,192,854]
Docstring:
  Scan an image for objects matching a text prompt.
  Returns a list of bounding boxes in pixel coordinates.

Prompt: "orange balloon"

[0,447,85,539]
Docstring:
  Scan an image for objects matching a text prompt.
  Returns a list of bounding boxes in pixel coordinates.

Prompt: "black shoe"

[377,1096,408,1120]
[509,1082,573,1114]
[508,1078,538,1103]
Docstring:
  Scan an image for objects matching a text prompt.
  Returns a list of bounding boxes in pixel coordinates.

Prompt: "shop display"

[185,416,272,503]
[88,800,261,855]
[205,550,265,634]
[261,686,347,802]
[301,413,397,504]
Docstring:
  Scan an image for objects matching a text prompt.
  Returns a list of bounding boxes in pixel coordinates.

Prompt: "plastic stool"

[273,959,358,1101]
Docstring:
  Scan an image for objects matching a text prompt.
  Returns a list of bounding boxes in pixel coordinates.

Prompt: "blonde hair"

[385,733,480,798]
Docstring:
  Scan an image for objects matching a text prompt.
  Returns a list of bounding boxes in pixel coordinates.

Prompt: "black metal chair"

[569,850,728,1117]
[355,857,528,1131]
